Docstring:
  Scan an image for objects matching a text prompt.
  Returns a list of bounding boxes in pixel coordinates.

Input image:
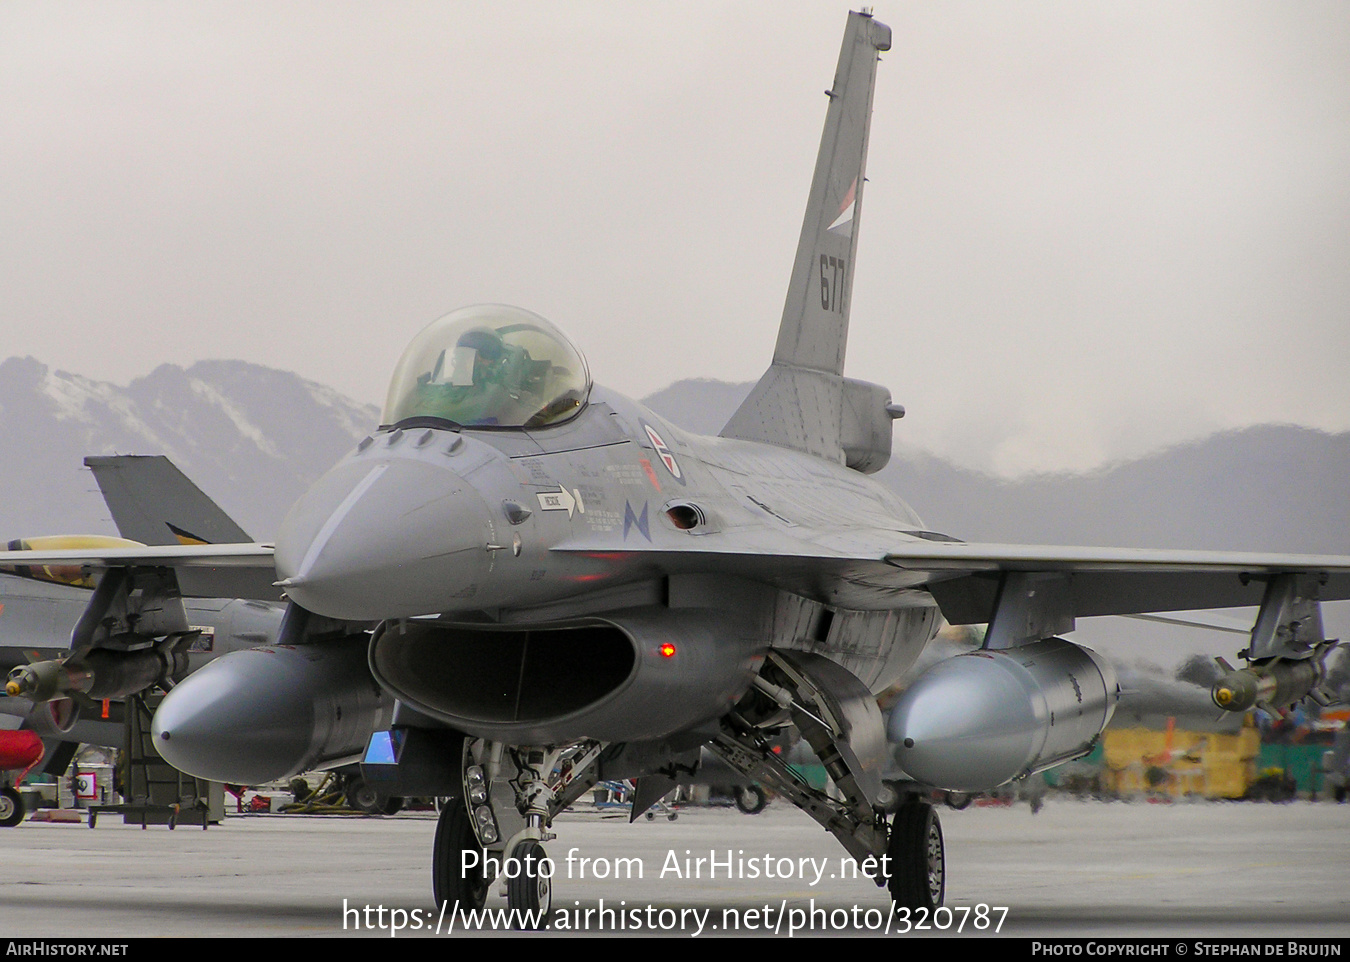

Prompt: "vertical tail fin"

[85,455,252,545]
[721,11,890,462]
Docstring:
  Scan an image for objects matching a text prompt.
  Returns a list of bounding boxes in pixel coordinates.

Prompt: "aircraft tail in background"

[85,455,252,546]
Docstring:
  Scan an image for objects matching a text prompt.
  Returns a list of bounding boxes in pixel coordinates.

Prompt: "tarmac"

[3,797,1348,938]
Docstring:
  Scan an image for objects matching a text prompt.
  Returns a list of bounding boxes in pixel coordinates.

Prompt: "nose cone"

[275,456,492,620]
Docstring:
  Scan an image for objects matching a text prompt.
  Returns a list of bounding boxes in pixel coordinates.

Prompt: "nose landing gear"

[431,738,602,929]
[432,798,489,911]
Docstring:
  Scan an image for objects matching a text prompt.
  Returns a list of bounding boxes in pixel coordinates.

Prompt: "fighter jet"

[0,458,292,825]
[2,10,1348,921]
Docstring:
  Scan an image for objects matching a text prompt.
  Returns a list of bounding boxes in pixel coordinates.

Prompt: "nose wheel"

[505,838,552,926]
[432,798,490,911]
[886,799,945,910]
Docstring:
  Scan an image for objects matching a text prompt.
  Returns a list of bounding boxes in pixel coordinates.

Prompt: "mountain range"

[642,378,1350,554]
[3,359,1345,561]
[0,356,376,540]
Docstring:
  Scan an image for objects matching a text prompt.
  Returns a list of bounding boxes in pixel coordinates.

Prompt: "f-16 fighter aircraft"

[2,11,1347,921]
[0,458,290,825]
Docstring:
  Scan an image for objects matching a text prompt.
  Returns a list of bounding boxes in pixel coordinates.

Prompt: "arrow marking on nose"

[536,485,584,519]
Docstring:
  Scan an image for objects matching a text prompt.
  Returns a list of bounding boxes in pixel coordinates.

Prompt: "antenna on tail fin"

[721,11,894,470]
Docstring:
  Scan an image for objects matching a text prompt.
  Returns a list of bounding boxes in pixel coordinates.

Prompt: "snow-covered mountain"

[2,362,1345,562]
[643,379,1350,555]
[0,357,378,540]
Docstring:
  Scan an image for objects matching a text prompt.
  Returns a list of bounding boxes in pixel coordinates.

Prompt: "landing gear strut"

[439,738,602,928]
[710,650,947,911]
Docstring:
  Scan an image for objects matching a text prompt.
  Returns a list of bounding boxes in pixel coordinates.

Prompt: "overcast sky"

[2,2,1347,476]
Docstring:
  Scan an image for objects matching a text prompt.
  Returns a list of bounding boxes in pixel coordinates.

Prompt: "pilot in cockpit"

[420,326,534,425]
[450,327,508,387]
[383,305,592,430]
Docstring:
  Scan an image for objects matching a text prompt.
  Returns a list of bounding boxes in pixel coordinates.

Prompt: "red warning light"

[659,643,676,658]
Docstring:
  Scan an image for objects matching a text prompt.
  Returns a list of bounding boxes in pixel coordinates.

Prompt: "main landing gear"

[709,649,947,911]
[427,646,951,923]
[733,784,769,815]
[886,798,945,910]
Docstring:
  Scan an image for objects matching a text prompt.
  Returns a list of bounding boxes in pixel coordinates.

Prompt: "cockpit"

[381,305,592,429]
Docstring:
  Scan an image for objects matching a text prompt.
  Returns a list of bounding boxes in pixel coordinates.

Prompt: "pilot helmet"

[456,327,505,361]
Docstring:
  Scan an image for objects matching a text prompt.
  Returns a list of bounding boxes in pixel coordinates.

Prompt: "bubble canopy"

[381,305,592,429]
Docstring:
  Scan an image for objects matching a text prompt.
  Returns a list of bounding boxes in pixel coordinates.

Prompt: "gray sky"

[3,2,1347,476]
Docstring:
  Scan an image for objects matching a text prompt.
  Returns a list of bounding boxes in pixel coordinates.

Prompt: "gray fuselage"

[273,388,941,746]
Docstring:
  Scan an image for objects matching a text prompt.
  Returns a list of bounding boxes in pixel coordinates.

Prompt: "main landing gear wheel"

[506,839,552,928]
[887,800,945,910]
[734,784,769,815]
[0,787,24,828]
[345,775,402,816]
[432,798,489,911]
[943,791,972,811]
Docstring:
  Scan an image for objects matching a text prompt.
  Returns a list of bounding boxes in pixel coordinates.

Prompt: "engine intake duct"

[372,620,634,725]
[370,608,763,744]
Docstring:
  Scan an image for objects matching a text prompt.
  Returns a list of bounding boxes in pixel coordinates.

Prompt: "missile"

[888,637,1119,793]
[1210,651,1329,713]
[5,660,87,701]
[6,647,189,702]
[151,637,392,785]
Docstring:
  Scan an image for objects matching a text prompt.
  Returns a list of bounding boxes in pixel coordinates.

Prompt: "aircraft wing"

[880,541,1350,623]
[553,535,1350,621]
[0,543,278,601]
